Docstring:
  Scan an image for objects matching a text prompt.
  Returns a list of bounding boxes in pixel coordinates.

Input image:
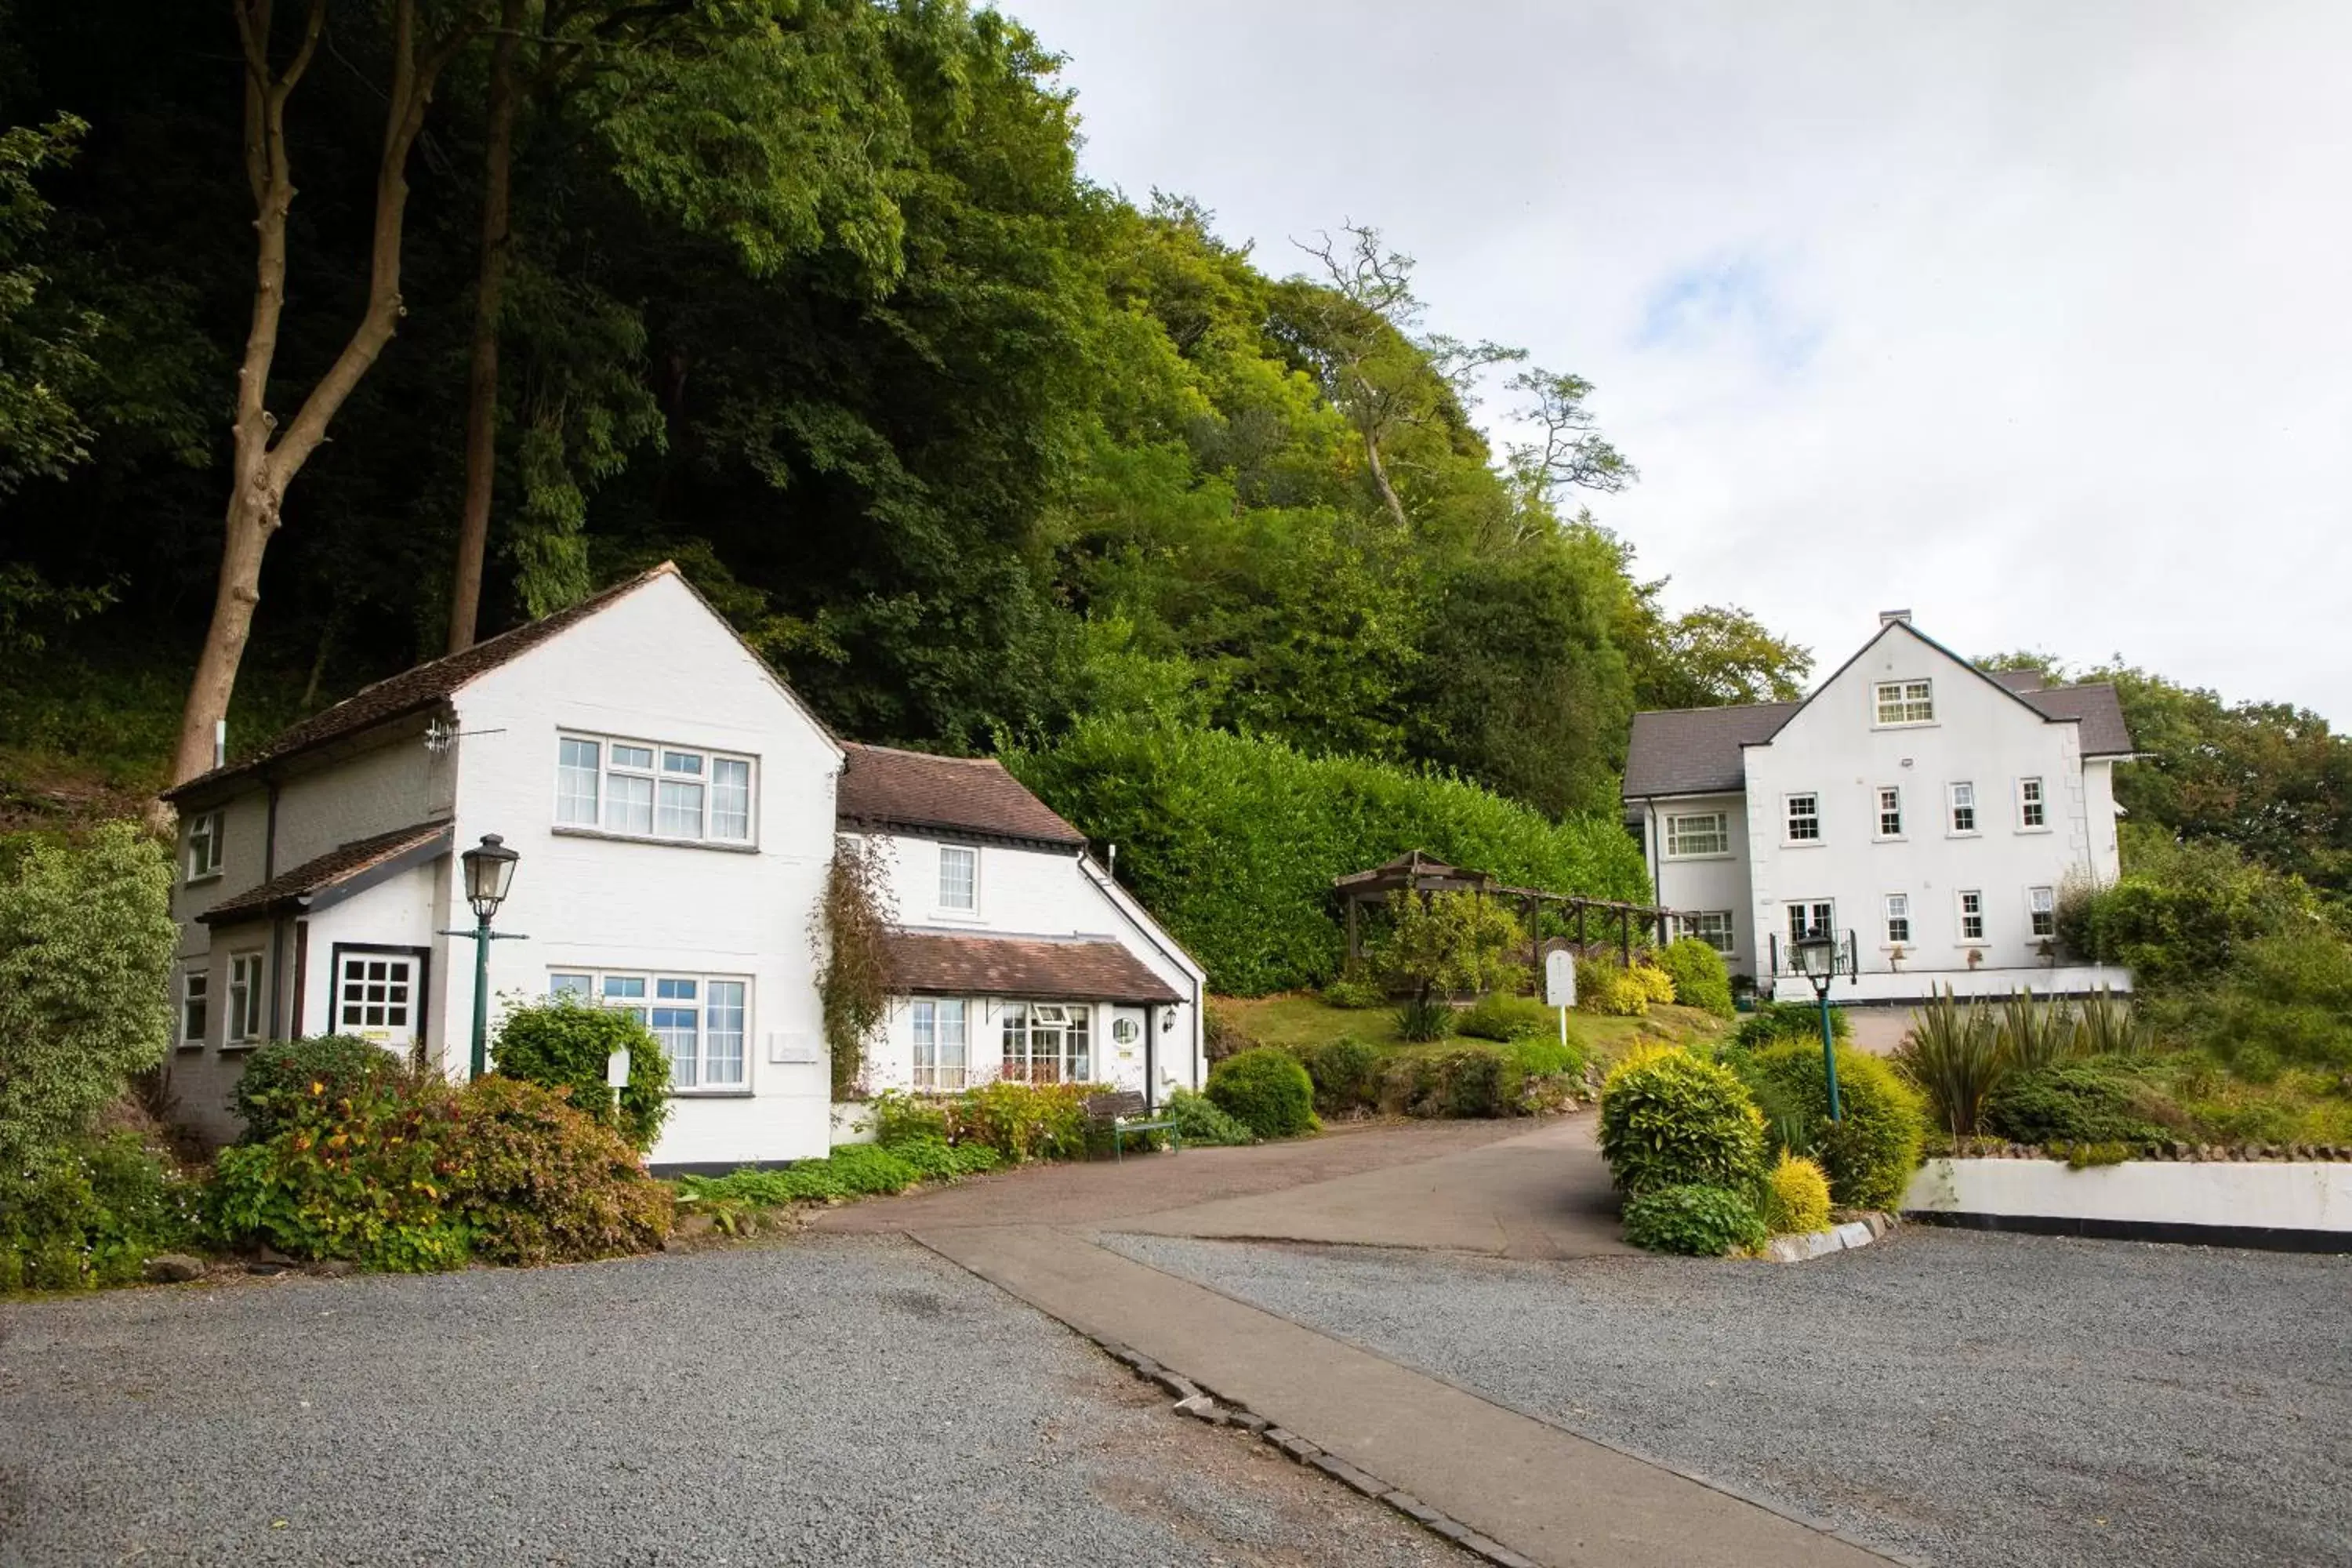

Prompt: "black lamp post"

[1790,925,1850,1121]
[443,834,524,1080]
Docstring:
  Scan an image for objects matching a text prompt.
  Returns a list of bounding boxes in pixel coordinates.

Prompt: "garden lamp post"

[1791,927,1847,1122]
[441,834,525,1080]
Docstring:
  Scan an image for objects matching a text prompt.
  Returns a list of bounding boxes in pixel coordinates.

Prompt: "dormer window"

[1874,679,1935,725]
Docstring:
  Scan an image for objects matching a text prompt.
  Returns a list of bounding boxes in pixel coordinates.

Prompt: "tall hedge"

[1006,719,1650,994]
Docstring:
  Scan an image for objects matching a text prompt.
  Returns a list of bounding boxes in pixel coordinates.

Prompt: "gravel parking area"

[0,1236,1468,1567]
[1105,1227,2352,1568]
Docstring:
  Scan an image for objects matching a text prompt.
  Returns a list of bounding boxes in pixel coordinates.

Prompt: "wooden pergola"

[1334,848,1692,971]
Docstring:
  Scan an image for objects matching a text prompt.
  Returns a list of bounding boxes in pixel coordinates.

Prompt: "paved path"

[833,1116,1898,1568]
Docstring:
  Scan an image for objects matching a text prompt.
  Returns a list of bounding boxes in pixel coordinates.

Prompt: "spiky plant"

[1999,986,2080,1073]
[1894,985,2005,1138]
[2071,985,2152,1058]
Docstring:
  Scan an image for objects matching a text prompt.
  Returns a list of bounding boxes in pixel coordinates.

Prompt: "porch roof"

[196,820,452,925]
[883,930,1181,1006]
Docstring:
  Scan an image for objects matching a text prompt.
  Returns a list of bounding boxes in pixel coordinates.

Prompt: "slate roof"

[1623,684,2132,800]
[196,821,452,925]
[164,566,680,802]
[882,931,1181,1004]
[836,742,1085,848]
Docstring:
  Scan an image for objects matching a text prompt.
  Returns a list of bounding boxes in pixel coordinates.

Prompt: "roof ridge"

[1633,699,1801,718]
[843,741,1005,767]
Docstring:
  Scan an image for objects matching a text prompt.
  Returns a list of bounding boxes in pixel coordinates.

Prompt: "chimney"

[1878,608,1912,627]
[212,719,227,770]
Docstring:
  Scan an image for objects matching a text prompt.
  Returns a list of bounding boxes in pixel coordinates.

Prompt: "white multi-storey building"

[1624,612,2135,1004]
[158,564,1203,1171]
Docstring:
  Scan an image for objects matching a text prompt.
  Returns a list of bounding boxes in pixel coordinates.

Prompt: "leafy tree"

[0,114,96,494]
[1367,890,1526,1008]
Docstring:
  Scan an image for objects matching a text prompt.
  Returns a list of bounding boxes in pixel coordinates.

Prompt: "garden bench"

[1084,1090,1180,1160]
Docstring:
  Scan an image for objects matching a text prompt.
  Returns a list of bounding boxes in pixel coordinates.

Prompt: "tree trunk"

[1362,426,1409,532]
[169,0,481,787]
[445,0,525,654]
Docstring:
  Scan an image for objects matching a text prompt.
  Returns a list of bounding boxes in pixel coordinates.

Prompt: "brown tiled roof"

[883,931,1181,1004]
[163,565,681,802]
[836,742,1084,847]
[197,821,452,925]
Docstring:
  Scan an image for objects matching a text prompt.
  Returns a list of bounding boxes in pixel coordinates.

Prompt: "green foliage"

[1761,1152,1832,1236]
[2071,986,2152,1058]
[1998,989,2083,1074]
[1319,977,1386,1010]
[442,1078,674,1267]
[1504,1035,1585,1084]
[1206,1047,1318,1139]
[1982,1063,2167,1147]
[0,1131,200,1292]
[1298,1036,1385,1116]
[946,1080,1094,1163]
[1005,720,1648,996]
[1364,887,1526,1011]
[817,833,895,1097]
[1733,998,1852,1050]
[1621,1183,1768,1257]
[0,114,99,496]
[491,997,671,1151]
[1574,955,1652,1017]
[1457,992,1553,1042]
[1740,1042,1926,1211]
[1656,938,1733,1018]
[234,1036,412,1144]
[1392,995,1457,1044]
[1163,1087,1256,1147]
[885,1136,1004,1183]
[1428,1046,1508,1119]
[869,1090,952,1149]
[2064,836,2318,986]
[1597,1047,1767,1196]
[2183,930,2352,1074]
[0,823,177,1161]
[1895,989,2004,1138]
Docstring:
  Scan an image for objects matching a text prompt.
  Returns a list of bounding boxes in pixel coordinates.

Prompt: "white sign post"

[1544,949,1577,1047]
[605,1047,631,1124]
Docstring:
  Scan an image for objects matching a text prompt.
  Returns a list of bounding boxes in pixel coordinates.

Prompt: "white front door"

[336,950,420,1047]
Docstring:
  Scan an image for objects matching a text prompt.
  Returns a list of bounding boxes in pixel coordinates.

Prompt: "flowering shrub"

[232,1035,411,1143]
[1,1131,201,1291]
[946,1080,1094,1163]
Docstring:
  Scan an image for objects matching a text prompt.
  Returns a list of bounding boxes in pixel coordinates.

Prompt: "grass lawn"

[1217,992,1731,1065]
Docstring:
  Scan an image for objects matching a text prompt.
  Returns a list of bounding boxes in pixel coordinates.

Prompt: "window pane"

[607,773,654,834]
[655,1006,699,1088]
[656,779,704,837]
[1667,813,1727,857]
[662,751,704,775]
[711,759,751,840]
[706,981,746,1086]
[557,738,600,825]
[939,1000,967,1086]
[1787,795,1820,841]
[939,846,977,910]
[603,976,645,1001]
[550,973,593,998]
[612,743,653,770]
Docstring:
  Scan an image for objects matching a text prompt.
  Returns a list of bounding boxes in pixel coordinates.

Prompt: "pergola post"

[1619,907,1632,967]
[1345,895,1360,968]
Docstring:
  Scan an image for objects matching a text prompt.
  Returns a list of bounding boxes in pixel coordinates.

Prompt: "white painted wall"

[441,572,843,1169]
[1905,1157,2352,1235]
[1646,793,1755,971]
[1743,623,2121,994]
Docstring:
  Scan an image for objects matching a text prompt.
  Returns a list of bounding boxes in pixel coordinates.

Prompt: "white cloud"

[1005,0,2352,717]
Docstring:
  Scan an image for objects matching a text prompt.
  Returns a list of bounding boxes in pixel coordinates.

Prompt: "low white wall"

[829,1101,877,1147]
[1905,1157,2352,1234]
[1769,963,2132,1006]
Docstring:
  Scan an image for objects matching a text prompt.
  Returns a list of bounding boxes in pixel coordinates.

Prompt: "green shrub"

[1392,995,1456,1042]
[1504,1035,1584,1083]
[0,823,178,1161]
[2188,931,2352,1073]
[491,996,671,1151]
[1207,1047,1317,1138]
[1598,1047,1767,1195]
[1621,1183,1767,1256]
[1733,999,1852,1050]
[1432,1046,1509,1118]
[869,1090,952,1149]
[2066,837,2315,986]
[1740,1042,1926,1211]
[1894,988,2003,1138]
[445,1077,673,1265]
[1761,1151,1831,1235]
[1457,993,1552,1042]
[1629,963,1676,1006]
[1003,719,1651,996]
[1299,1036,1385,1116]
[1982,1062,2166,1146]
[1319,978,1386,1009]
[233,1035,411,1143]
[0,1131,201,1292]
[885,1135,1004,1182]
[1164,1087,1256,1146]
[946,1080,1093,1163]
[1656,938,1733,1017]
[1575,956,1651,1017]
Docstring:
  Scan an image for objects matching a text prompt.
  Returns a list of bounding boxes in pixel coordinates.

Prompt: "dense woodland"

[2,0,2348,927]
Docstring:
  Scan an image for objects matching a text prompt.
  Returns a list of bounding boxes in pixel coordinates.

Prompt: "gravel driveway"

[0,1236,1467,1567]
[1105,1227,2352,1568]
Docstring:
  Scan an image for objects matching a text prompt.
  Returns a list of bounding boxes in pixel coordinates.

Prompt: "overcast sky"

[1002,0,2352,720]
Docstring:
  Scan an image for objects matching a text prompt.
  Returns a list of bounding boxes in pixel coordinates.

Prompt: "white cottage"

[1624,612,2136,1004]
[159,564,1204,1171]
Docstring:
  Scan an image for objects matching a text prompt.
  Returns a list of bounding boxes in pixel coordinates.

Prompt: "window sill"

[670,1087,754,1099]
[1946,831,1980,840]
[1662,852,1737,863]
[1780,840,1824,850]
[185,872,223,887]
[551,826,757,855]
[2014,826,2053,835]
[175,1041,205,1052]
[1870,720,1939,731]
[220,1038,263,1054]
[1871,836,1907,845]
[928,909,984,924]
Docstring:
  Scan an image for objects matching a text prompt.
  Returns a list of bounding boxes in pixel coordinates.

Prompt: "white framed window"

[1111,1015,1142,1046]
[1677,910,1736,953]
[1957,889,1986,943]
[1884,894,1911,946]
[2017,777,2047,830]
[336,952,418,1043]
[1664,811,1730,858]
[1948,782,1978,835]
[1001,1002,1091,1084]
[180,968,209,1047]
[938,844,978,912]
[1874,679,1935,725]
[545,968,750,1091]
[227,951,264,1044]
[913,999,971,1091]
[1784,900,1835,946]
[187,810,224,882]
[1785,793,1821,844]
[1876,786,1904,839]
[2029,886,2056,938]
[556,732,754,845]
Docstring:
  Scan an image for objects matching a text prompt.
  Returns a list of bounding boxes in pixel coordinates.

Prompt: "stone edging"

[1088,1338,1541,1568]
[1762,1211,1893,1264]
[1943,1141,2352,1163]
